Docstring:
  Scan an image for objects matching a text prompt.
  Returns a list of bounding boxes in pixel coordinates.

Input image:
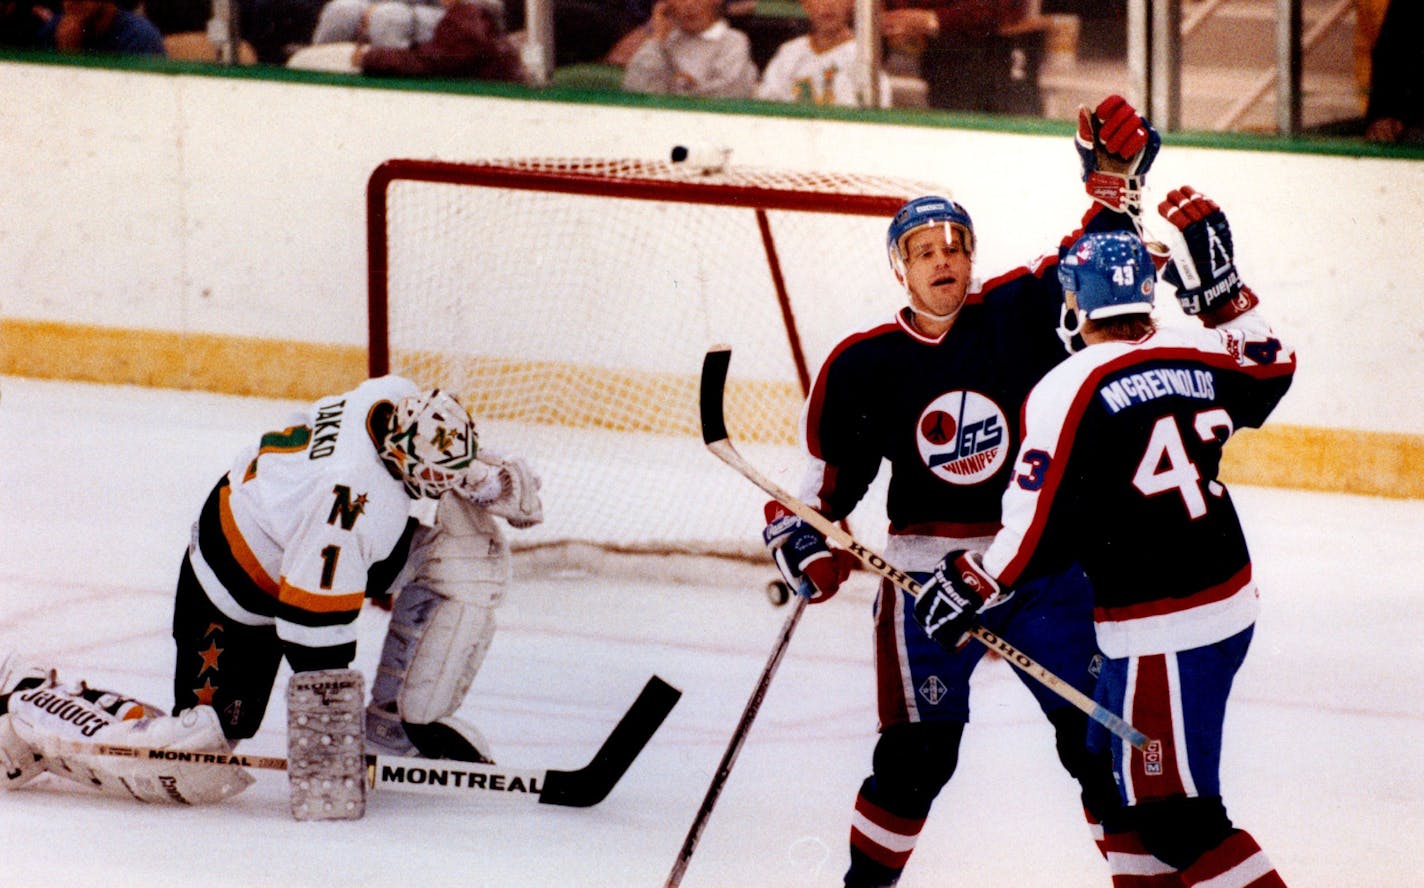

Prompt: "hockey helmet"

[886,195,975,277]
[1057,231,1156,321]
[380,389,478,499]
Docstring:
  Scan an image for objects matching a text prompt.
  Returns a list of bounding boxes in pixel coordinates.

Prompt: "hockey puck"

[765,579,791,607]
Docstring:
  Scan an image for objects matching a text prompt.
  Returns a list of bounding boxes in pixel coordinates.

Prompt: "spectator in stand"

[309,0,461,50]
[353,0,525,79]
[1362,0,1423,143]
[503,0,648,66]
[755,0,892,108]
[237,0,329,64]
[38,0,165,54]
[0,0,55,48]
[881,0,1033,113]
[622,0,757,98]
[881,0,1023,47]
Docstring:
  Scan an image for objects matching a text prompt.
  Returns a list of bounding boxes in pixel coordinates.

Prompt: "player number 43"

[1132,408,1233,519]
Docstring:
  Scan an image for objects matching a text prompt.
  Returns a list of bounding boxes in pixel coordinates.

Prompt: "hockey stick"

[699,344,1150,751]
[665,586,809,888]
[56,675,681,807]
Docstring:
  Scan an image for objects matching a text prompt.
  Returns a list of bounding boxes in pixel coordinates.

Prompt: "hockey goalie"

[170,376,544,782]
[0,653,253,804]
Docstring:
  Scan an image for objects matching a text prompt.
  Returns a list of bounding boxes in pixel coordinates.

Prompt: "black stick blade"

[539,675,682,807]
[700,345,732,445]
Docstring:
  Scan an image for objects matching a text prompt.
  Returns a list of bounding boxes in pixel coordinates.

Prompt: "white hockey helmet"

[380,389,478,499]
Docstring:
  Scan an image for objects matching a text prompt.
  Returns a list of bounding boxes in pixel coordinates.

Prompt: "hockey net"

[368,156,948,561]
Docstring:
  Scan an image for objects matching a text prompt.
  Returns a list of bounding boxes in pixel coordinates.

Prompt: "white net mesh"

[372,157,950,559]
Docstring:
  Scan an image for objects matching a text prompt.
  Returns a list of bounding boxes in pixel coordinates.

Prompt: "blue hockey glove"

[1159,186,1259,327]
[912,550,999,651]
[762,501,855,603]
[1076,95,1160,215]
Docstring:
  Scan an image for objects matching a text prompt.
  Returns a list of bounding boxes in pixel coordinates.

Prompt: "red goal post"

[366,156,947,559]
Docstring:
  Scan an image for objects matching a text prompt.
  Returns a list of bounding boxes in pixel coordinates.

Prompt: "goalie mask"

[1056,231,1156,353]
[381,389,478,499]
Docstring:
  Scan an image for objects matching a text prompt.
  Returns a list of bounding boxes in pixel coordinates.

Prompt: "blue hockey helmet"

[887,195,975,276]
[1057,231,1156,320]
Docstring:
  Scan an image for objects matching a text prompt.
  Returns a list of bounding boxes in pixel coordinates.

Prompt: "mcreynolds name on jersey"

[378,762,542,794]
[1100,366,1216,414]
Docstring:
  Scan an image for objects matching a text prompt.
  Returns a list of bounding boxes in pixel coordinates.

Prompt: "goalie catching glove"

[1159,186,1259,327]
[1076,94,1160,217]
[912,550,1001,652]
[457,452,544,528]
[762,502,855,603]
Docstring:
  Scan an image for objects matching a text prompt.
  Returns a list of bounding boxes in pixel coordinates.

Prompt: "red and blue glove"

[912,550,1000,651]
[1076,94,1160,214]
[1159,186,1259,327]
[762,501,855,603]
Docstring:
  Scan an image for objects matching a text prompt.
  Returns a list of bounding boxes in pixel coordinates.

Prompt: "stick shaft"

[665,594,808,887]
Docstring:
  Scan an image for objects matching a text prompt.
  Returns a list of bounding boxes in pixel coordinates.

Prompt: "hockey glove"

[1158,186,1259,327]
[1076,94,1160,216]
[762,501,855,603]
[912,550,999,652]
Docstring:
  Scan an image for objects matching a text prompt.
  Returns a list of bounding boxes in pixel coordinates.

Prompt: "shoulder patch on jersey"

[916,391,1009,485]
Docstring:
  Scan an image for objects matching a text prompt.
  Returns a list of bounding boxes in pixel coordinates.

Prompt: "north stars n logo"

[916,391,1009,485]
[327,484,368,530]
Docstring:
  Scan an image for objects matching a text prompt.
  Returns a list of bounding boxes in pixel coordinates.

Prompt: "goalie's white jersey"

[187,375,422,655]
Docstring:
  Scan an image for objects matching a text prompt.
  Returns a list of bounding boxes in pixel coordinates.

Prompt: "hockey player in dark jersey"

[914,192,1294,886]
[761,95,1178,887]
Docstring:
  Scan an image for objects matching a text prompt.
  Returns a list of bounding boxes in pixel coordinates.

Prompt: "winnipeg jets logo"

[916,391,1008,485]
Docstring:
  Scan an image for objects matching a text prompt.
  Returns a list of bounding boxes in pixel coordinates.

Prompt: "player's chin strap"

[905,290,961,329]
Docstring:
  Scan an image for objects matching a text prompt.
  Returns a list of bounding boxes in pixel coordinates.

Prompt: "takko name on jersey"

[309,399,346,460]
[1100,366,1216,414]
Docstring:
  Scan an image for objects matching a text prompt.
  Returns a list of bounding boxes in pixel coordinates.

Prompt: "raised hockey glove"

[762,501,855,603]
[912,550,998,652]
[1076,94,1160,216]
[1158,186,1259,327]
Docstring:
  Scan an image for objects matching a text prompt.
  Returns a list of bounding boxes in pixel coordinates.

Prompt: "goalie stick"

[699,344,1151,751]
[55,674,681,808]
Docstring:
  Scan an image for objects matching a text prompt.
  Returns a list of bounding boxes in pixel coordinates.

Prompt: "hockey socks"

[846,793,927,887]
[1178,830,1285,887]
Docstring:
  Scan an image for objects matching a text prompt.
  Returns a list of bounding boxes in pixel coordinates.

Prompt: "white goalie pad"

[287,669,366,821]
[0,714,45,790]
[367,495,506,756]
[10,686,254,805]
[0,652,51,790]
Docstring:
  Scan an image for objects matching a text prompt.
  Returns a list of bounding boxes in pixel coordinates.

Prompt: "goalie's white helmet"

[380,389,478,499]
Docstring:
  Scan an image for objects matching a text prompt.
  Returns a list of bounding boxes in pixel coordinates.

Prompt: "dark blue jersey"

[798,205,1135,551]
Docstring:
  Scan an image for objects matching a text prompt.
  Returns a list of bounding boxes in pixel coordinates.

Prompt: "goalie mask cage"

[367,157,947,560]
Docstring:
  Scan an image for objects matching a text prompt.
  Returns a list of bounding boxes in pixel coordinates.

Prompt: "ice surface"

[1,376,1421,887]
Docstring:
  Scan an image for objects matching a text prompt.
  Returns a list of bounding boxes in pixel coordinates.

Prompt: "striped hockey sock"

[846,793,926,886]
[1179,830,1286,887]
[1086,809,1183,887]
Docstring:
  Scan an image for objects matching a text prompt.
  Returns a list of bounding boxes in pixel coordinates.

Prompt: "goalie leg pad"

[368,495,505,757]
[287,669,366,821]
[11,681,254,805]
[0,714,44,790]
